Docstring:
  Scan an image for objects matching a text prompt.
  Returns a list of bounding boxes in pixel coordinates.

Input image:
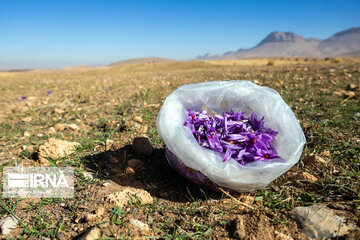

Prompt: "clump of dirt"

[38,138,80,165]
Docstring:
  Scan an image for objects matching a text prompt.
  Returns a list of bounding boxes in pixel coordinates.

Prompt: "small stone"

[129,219,150,231]
[147,103,160,107]
[27,96,36,101]
[319,150,331,158]
[105,139,114,151]
[54,123,79,131]
[21,116,32,122]
[315,155,326,164]
[132,137,153,156]
[38,138,80,165]
[67,123,80,130]
[36,133,44,137]
[134,116,143,123]
[238,195,254,205]
[102,182,110,187]
[54,108,65,114]
[127,159,145,169]
[292,205,356,239]
[54,124,66,131]
[107,187,153,208]
[0,216,19,235]
[274,231,293,240]
[23,131,31,137]
[140,125,148,134]
[234,216,246,239]
[301,172,318,182]
[346,83,357,91]
[86,207,105,222]
[355,112,360,118]
[96,207,105,215]
[82,171,95,180]
[79,227,103,240]
[303,154,326,165]
[333,91,344,97]
[47,127,56,134]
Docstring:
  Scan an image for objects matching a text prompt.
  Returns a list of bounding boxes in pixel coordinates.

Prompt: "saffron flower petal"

[223,148,232,162]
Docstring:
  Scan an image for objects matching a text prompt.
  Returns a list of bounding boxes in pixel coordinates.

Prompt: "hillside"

[197,27,360,59]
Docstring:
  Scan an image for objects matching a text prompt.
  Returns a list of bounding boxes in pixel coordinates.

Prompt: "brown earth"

[0,58,359,239]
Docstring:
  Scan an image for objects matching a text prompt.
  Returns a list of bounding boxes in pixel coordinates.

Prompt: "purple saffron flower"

[250,112,265,131]
[20,96,26,101]
[184,108,280,165]
[47,91,53,95]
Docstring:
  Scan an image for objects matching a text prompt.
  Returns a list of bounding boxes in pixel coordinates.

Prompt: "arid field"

[0,58,359,239]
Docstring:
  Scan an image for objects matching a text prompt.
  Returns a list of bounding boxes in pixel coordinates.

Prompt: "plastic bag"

[156,80,306,192]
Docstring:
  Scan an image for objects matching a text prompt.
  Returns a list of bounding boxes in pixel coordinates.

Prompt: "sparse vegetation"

[0,58,359,239]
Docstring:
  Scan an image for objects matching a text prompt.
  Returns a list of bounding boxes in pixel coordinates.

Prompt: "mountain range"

[197,27,360,60]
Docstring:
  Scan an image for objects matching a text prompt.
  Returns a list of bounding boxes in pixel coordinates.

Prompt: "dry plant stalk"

[219,188,254,210]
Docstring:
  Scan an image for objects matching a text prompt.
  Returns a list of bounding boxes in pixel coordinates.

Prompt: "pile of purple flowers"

[184,109,280,165]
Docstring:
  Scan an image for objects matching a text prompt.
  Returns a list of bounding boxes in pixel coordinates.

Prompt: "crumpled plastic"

[156,80,306,192]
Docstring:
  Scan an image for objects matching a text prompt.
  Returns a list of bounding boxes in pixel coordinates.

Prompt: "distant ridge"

[256,32,319,45]
[197,27,360,60]
[109,57,175,66]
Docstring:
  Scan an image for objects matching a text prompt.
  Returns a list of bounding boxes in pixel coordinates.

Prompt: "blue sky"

[0,0,359,69]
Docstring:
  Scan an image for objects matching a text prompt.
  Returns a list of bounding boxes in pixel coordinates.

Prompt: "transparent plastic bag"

[156,80,306,192]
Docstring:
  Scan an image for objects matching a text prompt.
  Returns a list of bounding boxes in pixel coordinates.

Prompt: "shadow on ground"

[81,143,223,203]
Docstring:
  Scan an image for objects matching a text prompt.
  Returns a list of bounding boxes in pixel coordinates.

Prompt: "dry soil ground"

[0,58,359,239]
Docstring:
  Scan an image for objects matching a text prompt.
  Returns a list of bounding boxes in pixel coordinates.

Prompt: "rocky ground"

[0,58,359,239]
